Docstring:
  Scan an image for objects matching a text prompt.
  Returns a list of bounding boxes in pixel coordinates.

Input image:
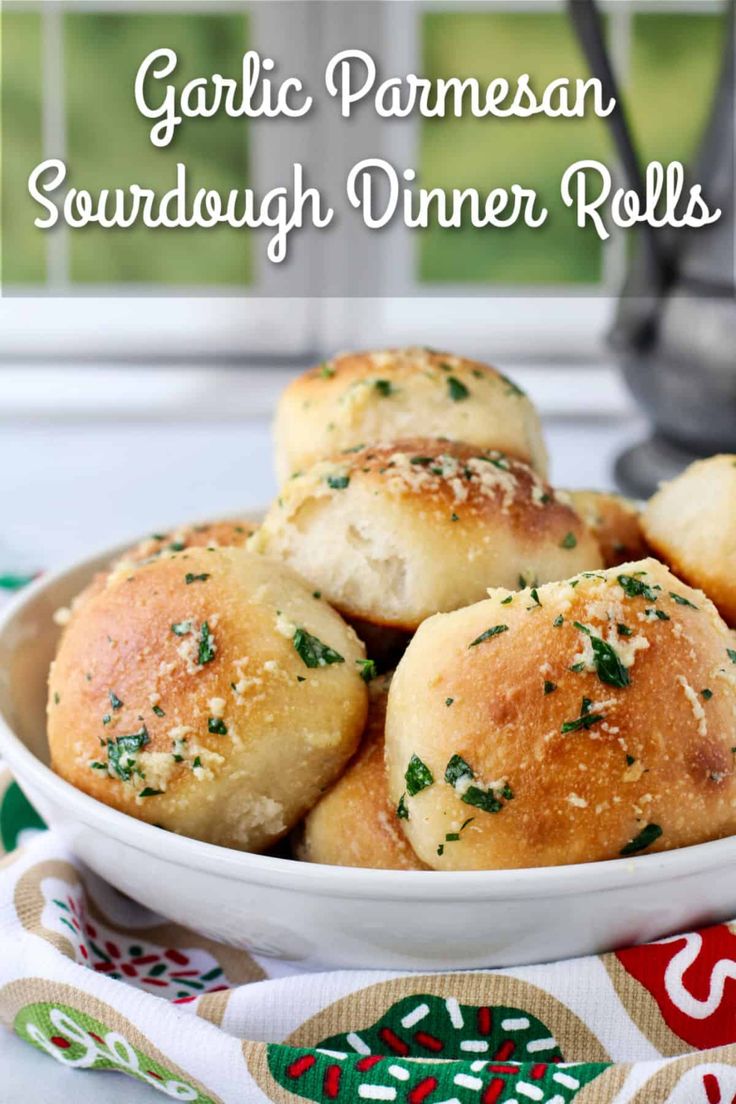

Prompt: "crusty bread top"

[48,546,368,850]
[274,347,548,481]
[386,557,736,869]
[262,438,584,537]
[251,440,602,628]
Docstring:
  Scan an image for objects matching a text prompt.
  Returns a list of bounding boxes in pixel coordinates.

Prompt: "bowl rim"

[3,537,736,903]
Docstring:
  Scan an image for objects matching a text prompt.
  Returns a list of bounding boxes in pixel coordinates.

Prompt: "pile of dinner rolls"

[47,349,736,870]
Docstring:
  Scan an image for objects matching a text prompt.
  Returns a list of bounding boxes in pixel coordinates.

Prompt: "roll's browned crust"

[294,673,427,870]
[386,558,736,870]
[566,490,648,568]
[64,517,258,621]
[642,454,736,627]
[249,439,603,631]
[274,347,548,482]
[48,546,368,851]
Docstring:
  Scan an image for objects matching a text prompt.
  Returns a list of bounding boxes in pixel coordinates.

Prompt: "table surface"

[0,371,648,1100]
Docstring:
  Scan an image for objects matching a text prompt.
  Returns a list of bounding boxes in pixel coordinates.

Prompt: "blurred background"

[0,0,733,574]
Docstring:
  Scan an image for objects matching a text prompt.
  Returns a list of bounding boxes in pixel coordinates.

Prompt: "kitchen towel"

[1,775,736,1104]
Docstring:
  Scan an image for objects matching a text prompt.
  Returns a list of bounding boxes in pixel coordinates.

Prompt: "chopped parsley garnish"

[293,628,345,668]
[573,622,630,688]
[670,592,698,609]
[528,588,542,608]
[617,574,659,601]
[625,754,636,766]
[198,622,216,665]
[374,379,393,397]
[468,624,508,648]
[208,717,228,735]
[569,662,586,672]
[313,591,321,599]
[319,363,335,378]
[396,794,409,820]
[728,649,736,664]
[445,697,454,706]
[192,756,202,769]
[89,761,107,771]
[450,512,459,522]
[647,608,670,621]
[168,541,186,552]
[701,688,713,700]
[620,823,662,856]
[561,698,605,734]
[138,787,162,798]
[357,658,377,683]
[102,714,111,725]
[106,726,150,781]
[152,705,165,717]
[544,680,557,695]
[410,456,433,466]
[481,454,510,471]
[617,624,632,637]
[560,532,577,549]
[171,620,193,636]
[437,818,475,855]
[405,754,434,796]
[185,572,210,584]
[53,692,60,705]
[327,474,350,490]
[444,754,474,787]
[109,691,123,711]
[462,784,513,814]
[447,376,470,402]
[553,615,564,628]
[501,595,513,605]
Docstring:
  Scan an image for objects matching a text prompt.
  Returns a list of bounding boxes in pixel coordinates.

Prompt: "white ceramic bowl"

[2,542,736,972]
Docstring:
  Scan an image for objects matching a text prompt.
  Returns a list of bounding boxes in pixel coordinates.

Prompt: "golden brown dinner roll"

[566,490,648,568]
[273,348,548,482]
[295,673,427,870]
[250,439,602,631]
[48,546,368,851]
[59,518,258,624]
[642,455,736,627]
[385,557,736,871]
[121,518,258,564]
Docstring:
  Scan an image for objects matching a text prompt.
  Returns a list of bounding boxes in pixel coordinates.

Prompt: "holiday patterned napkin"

[1,578,736,1103]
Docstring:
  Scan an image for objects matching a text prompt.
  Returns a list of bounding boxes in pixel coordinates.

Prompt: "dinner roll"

[295,673,427,870]
[566,490,648,568]
[48,547,368,851]
[62,518,258,621]
[642,455,736,626]
[385,557,736,870]
[274,348,548,482]
[249,440,602,631]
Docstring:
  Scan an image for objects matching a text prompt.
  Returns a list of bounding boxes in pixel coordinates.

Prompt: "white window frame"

[0,0,723,364]
[1,0,323,360]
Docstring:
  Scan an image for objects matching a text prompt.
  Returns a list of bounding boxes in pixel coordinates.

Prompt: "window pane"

[64,12,252,285]
[628,10,724,165]
[1,11,45,285]
[418,11,612,286]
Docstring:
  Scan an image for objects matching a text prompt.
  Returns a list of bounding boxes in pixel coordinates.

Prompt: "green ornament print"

[267,993,609,1103]
[14,1000,216,1103]
[0,780,46,853]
